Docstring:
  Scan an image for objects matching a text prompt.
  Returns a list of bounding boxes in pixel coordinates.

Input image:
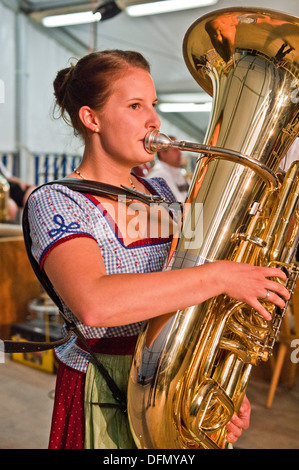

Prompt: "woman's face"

[96,66,161,168]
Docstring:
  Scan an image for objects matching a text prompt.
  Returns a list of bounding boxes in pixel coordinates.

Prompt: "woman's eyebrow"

[126,97,143,101]
[126,97,158,102]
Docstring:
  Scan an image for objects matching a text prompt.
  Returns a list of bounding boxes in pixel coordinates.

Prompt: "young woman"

[27,50,289,449]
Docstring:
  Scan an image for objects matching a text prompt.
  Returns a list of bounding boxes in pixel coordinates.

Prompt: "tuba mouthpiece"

[144,130,174,154]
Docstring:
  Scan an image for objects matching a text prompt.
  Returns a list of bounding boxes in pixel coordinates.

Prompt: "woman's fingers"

[249,299,272,320]
[226,419,242,443]
[226,395,251,443]
[217,261,291,321]
[264,267,287,281]
[263,290,287,309]
[243,265,290,320]
[249,290,287,321]
[253,270,290,320]
[243,289,287,322]
[265,278,290,300]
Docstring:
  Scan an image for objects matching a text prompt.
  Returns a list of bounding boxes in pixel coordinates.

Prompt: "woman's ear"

[78,106,100,133]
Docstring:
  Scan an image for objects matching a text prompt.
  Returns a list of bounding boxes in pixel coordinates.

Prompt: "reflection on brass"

[128,8,299,449]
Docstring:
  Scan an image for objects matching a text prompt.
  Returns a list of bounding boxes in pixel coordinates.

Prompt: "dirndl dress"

[27,176,177,449]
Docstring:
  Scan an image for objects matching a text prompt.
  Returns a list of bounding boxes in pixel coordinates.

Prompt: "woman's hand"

[226,395,251,444]
[216,261,290,321]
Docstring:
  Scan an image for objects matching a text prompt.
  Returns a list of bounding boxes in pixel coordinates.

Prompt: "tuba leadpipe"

[145,130,279,189]
[128,7,299,449]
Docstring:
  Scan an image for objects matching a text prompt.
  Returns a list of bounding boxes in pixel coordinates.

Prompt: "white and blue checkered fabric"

[28,177,176,372]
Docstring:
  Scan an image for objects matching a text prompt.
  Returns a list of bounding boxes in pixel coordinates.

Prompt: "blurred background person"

[0,160,35,222]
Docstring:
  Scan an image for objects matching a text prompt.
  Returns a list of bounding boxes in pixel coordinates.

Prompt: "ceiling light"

[94,1,122,20]
[158,102,212,113]
[41,2,122,28]
[42,11,102,27]
[158,92,212,103]
[126,0,218,17]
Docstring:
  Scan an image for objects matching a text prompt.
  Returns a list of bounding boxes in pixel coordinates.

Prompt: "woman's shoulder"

[28,180,87,209]
[29,180,79,197]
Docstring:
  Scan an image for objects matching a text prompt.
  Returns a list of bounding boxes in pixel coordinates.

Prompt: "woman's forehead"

[108,67,156,98]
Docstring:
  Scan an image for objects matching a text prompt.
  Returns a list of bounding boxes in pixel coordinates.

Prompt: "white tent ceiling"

[19,0,299,140]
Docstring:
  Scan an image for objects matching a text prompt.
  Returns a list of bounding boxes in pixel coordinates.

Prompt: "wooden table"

[0,225,40,339]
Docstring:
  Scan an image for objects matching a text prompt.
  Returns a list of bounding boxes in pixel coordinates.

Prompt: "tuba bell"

[127,7,299,449]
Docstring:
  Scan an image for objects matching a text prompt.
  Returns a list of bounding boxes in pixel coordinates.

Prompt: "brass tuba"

[127,8,299,449]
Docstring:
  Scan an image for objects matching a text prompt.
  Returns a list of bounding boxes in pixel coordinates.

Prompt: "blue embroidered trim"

[49,214,80,239]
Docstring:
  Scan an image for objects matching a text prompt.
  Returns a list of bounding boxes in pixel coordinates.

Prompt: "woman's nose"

[147,107,161,129]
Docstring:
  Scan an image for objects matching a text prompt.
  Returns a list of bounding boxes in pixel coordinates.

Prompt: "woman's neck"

[74,140,130,183]
[74,164,134,185]
[72,154,138,190]
[72,137,147,192]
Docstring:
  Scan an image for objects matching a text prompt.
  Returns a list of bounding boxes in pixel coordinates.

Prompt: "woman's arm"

[43,236,289,327]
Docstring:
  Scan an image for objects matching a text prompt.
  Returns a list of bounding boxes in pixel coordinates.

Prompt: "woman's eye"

[130,103,139,110]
